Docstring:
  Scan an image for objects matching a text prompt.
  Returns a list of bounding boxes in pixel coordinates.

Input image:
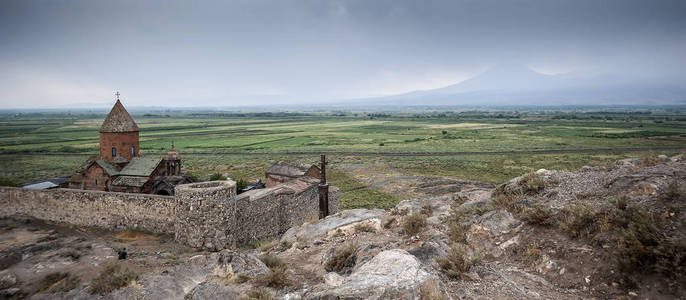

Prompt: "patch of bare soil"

[0,218,194,298]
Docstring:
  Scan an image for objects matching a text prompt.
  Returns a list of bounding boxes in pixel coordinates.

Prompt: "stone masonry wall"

[0,187,177,234]
[0,178,341,250]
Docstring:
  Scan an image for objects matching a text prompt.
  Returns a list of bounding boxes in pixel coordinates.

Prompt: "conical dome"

[99,100,139,133]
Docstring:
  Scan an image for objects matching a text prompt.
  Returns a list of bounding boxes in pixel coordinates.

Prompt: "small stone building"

[68,98,191,195]
[265,161,321,188]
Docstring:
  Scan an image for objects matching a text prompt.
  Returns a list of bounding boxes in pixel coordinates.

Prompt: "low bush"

[259,253,285,269]
[447,221,467,243]
[608,200,686,282]
[209,173,227,181]
[519,172,546,195]
[88,264,138,294]
[559,202,598,239]
[436,246,471,279]
[324,242,356,273]
[258,266,288,288]
[403,212,427,236]
[520,205,556,226]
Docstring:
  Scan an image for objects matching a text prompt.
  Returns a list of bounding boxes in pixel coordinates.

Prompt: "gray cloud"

[1,0,685,107]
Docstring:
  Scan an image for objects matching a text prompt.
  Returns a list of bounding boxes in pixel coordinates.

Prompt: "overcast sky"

[1,0,685,108]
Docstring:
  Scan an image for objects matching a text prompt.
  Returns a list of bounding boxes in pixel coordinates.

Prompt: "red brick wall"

[99,131,140,162]
[83,164,110,191]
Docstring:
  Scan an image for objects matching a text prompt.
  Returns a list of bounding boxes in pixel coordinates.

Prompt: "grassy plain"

[1,109,684,208]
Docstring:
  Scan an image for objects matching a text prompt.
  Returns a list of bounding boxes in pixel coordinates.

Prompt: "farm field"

[1,109,685,209]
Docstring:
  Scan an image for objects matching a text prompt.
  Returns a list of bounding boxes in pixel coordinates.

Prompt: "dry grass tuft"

[88,264,138,294]
[436,246,471,279]
[38,272,80,293]
[259,253,285,269]
[324,242,357,273]
[257,266,289,288]
[354,223,376,233]
[447,221,467,243]
[403,212,427,236]
[559,202,598,239]
[520,205,556,226]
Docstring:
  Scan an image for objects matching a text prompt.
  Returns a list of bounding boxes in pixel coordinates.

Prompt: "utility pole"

[318,154,329,219]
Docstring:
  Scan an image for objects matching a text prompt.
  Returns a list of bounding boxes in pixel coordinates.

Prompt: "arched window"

[131,146,135,157]
[112,147,117,157]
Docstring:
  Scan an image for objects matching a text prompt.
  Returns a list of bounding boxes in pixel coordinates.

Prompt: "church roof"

[266,161,318,177]
[119,157,162,177]
[99,100,139,133]
[90,157,161,177]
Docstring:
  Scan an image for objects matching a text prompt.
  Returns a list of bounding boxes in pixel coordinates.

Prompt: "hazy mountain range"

[355,64,686,106]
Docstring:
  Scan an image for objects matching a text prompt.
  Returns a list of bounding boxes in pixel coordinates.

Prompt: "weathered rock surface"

[214,249,269,278]
[0,269,17,289]
[312,249,449,299]
[281,209,386,243]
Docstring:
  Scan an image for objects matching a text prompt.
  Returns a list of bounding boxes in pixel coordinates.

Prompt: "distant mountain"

[359,64,686,106]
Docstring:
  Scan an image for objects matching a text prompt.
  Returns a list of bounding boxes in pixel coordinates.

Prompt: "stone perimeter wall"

[0,180,340,250]
[0,187,178,234]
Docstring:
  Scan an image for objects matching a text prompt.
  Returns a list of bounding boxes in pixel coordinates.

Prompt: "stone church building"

[67,98,191,195]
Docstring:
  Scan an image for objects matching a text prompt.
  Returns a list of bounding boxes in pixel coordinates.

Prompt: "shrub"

[379,143,384,146]
[259,253,285,269]
[38,272,80,293]
[258,266,288,288]
[436,246,471,279]
[559,202,598,239]
[519,172,546,195]
[0,176,20,187]
[236,179,248,191]
[402,212,427,236]
[520,205,556,226]
[209,173,227,181]
[447,221,467,243]
[88,264,138,294]
[324,242,356,273]
[608,200,686,281]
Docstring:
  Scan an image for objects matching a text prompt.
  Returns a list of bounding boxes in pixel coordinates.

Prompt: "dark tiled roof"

[99,100,139,133]
[266,161,317,177]
[94,160,119,175]
[119,157,162,177]
[111,176,149,187]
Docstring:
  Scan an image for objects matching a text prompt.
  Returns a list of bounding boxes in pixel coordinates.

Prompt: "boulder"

[214,250,269,278]
[315,249,449,299]
[281,209,385,243]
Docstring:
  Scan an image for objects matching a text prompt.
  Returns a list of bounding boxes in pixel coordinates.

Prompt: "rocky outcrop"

[281,209,385,243]
[312,249,449,299]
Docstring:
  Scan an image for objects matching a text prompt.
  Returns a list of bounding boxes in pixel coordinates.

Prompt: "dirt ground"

[0,218,195,298]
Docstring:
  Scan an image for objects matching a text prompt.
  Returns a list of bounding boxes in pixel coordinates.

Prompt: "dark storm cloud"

[1,0,684,107]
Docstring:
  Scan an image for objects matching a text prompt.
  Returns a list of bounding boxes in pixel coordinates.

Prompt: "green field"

[1,109,685,208]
